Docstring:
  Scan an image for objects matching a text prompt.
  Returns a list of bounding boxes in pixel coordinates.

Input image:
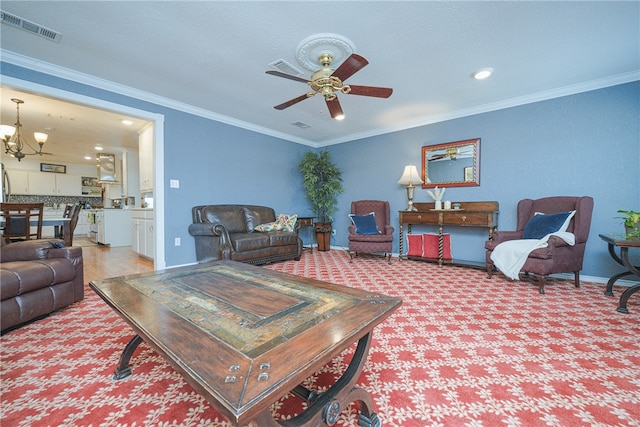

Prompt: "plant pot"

[625,224,640,240]
[315,222,332,252]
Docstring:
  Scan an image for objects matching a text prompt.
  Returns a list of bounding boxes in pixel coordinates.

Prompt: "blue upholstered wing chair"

[348,200,394,263]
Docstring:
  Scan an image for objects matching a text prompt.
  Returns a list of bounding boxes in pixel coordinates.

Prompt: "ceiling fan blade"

[331,53,369,81]
[347,85,393,98]
[266,70,310,84]
[325,97,344,119]
[274,93,312,110]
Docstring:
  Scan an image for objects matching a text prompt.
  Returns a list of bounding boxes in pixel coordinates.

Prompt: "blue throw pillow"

[522,211,573,239]
[349,212,381,235]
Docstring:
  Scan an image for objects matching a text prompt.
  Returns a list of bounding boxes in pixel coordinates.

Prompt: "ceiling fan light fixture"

[473,68,493,80]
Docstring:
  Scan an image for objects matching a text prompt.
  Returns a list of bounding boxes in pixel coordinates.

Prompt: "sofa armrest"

[188,223,221,237]
[491,230,523,243]
[0,239,66,263]
[546,235,573,248]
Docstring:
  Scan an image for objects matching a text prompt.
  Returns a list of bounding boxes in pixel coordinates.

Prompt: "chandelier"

[1,98,49,162]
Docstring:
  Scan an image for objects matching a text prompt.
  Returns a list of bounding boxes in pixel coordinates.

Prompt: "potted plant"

[617,210,640,239]
[298,150,344,251]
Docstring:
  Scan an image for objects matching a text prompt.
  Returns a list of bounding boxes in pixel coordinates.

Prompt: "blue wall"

[328,81,640,279]
[2,62,638,279]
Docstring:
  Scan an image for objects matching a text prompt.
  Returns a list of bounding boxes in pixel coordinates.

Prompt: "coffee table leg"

[113,334,143,380]
[254,333,380,426]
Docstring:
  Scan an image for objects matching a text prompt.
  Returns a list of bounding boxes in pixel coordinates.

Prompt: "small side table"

[599,234,640,314]
[297,217,315,252]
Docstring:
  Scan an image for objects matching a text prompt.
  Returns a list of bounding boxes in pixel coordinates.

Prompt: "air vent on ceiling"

[291,121,311,129]
[1,10,62,42]
[269,59,303,76]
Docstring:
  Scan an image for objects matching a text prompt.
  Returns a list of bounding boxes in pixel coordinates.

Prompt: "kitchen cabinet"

[95,209,132,247]
[8,170,29,194]
[131,209,154,259]
[139,124,153,192]
[24,172,82,196]
[76,210,90,237]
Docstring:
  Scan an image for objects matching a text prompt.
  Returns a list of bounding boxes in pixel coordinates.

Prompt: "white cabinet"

[76,210,90,237]
[96,209,132,247]
[138,124,153,192]
[8,170,29,194]
[54,174,82,196]
[15,171,82,196]
[131,209,154,259]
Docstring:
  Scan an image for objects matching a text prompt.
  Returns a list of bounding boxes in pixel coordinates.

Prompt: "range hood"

[97,153,119,183]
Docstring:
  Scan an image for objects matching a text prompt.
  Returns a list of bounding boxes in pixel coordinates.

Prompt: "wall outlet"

[174,237,181,246]
[331,229,336,236]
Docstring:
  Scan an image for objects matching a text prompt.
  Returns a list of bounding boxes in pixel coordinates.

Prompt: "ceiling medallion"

[295,33,356,72]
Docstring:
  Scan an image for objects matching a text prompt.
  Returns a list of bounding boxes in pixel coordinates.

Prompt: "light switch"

[170,179,180,188]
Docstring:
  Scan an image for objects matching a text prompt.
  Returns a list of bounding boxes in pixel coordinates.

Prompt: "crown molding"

[0,49,314,147]
[320,70,640,146]
[2,49,637,149]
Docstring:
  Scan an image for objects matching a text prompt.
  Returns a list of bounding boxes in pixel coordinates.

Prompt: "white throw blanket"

[490,232,575,280]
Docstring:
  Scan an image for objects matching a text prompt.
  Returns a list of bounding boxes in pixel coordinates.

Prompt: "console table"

[399,201,499,267]
[296,216,315,252]
[600,234,640,314]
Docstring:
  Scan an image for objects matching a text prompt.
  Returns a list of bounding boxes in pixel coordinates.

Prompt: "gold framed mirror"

[421,138,480,188]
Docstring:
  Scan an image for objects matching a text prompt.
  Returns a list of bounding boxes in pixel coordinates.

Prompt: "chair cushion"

[522,211,575,239]
[349,212,381,235]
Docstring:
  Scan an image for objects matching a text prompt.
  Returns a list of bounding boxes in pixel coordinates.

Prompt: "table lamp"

[397,165,423,211]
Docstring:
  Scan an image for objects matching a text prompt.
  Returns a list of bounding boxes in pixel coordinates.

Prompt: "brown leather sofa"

[1,240,84,333]
[188,205,302,265]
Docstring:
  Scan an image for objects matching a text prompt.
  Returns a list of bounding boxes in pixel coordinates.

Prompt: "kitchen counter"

[92,208,132,246]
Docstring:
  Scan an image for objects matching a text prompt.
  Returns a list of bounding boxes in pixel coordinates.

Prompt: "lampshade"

[397,165,423,185]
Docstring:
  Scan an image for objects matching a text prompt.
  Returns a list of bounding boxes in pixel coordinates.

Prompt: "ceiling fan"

[429,147,461,161]
[266,53,393,120]
[428,145,475,161]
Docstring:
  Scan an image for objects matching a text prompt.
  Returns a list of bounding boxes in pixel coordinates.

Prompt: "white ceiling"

[1,1,638,165]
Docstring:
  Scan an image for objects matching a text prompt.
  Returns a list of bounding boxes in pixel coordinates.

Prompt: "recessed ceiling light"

[94,146,103,151]
[84,156,93,160]
[473,68,493,80]
[121,119,133,126]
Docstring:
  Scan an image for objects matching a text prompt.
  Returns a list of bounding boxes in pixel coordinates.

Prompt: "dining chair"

[59,202,84,246]
[0,202,45,242]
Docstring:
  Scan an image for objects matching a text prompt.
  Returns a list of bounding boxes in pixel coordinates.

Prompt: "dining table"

[1,217,72,247]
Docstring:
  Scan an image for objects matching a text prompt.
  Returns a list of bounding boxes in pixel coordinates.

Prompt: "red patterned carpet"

[2,250,639,426]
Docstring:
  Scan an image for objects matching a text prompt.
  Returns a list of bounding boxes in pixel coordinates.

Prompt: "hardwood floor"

[78,238,154,283]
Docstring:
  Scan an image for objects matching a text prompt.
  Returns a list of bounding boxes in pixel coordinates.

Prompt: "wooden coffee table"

[89,260,401,426]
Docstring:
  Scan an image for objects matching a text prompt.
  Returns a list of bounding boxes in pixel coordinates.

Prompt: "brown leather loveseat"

[1,240,84,333]
[188,205,302,265]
